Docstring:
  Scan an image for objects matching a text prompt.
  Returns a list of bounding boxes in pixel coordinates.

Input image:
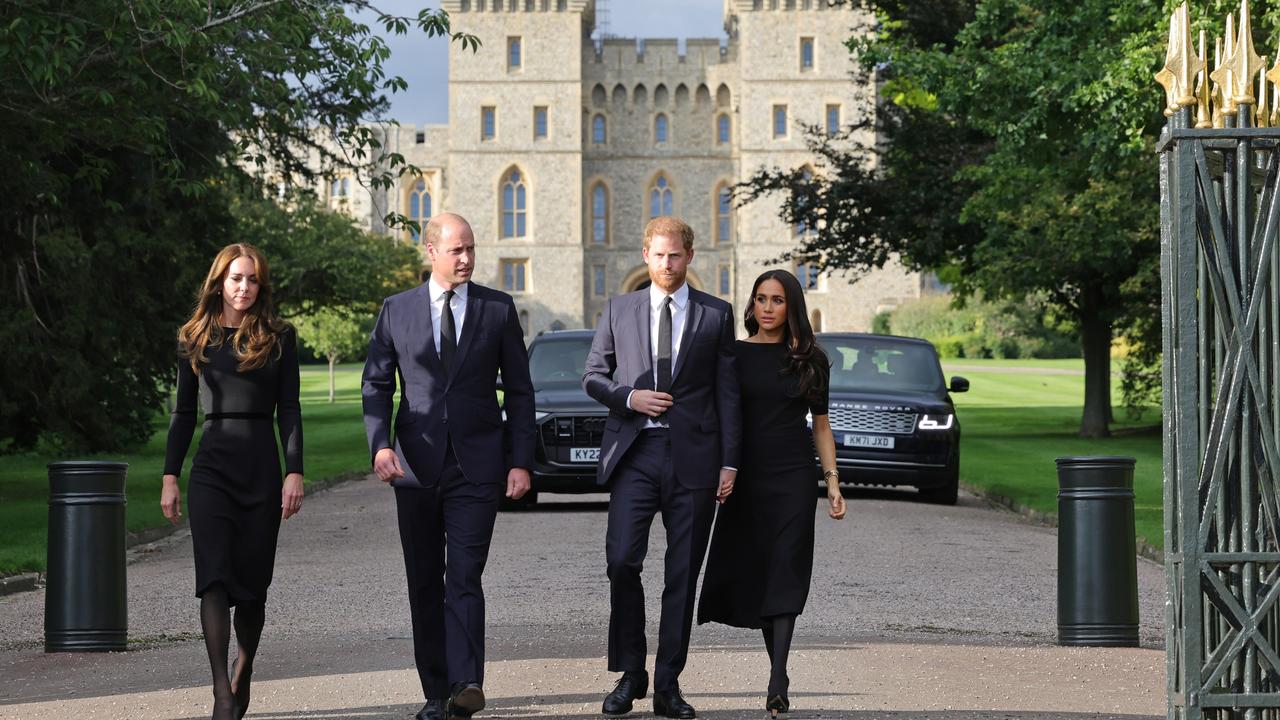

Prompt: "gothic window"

[715,183,732,245]
[481,106,496,140]
[519,309,530,336]
[773,104,788,138]
[717,113,731,144]
[800,38,814,71]
[592,264,606,297]
[719,264,731,296]
[501,259,529,292]
[810,309,823,331]
[593,114,607,144]
[500,168,528,239]
[508,37,522,69]
[649,174,673,217]
[591,183,608,245]
[408,179,431,243]
[654,113,669,143]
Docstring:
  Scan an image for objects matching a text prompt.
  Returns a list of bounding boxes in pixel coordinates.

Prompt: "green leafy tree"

[737,0,1231,437]
[0,1,475,452]
[294,307,370,402]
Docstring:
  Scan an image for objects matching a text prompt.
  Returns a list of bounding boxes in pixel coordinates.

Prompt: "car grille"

[540,415,607,448]
[828,408,917,435]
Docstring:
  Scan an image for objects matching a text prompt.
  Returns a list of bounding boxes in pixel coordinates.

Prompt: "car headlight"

[918,414,954,430]
[535,411,550,420]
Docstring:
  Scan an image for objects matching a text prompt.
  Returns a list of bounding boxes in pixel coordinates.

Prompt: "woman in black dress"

[698,269,845,717]
[161,243,304,720]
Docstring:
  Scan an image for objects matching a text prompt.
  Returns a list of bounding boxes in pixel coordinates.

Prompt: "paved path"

[0,480,1166,719]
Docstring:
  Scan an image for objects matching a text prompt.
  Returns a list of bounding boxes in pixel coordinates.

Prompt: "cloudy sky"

[353,0,727,125]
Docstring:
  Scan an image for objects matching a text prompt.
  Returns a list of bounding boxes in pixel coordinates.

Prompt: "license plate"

[844,434,894,449]
[570,448,600,462]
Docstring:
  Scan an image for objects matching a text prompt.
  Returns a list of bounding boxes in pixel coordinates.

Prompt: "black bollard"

[45,461,128,652]
[1055,456,1139,647]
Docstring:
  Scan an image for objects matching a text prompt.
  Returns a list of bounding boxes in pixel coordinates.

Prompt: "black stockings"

[761,614,796,698]
[200,585,266,720]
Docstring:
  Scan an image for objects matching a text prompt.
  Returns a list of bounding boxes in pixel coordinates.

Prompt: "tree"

[738,0,1196,437]
[294,307,370,402]
[0,1,475,452]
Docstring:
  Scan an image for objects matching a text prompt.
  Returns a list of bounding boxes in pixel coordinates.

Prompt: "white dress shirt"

[634,283,689,429]
[428,277,468,354]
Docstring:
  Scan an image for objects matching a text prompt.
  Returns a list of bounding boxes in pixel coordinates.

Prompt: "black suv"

[815,333,968,504]
[507,329,607,507]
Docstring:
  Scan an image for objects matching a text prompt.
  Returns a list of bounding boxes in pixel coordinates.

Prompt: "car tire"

[919,460,959,506]
[500,490,539,511]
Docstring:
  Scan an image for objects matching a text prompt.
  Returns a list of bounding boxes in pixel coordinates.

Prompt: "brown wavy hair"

[178,244,286,374]
[743,269,829,403]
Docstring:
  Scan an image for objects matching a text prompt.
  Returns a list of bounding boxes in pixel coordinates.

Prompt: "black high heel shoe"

[766,694,790,718]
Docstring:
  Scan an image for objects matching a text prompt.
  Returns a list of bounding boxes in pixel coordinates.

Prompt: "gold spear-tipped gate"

[1159,2,1280,718]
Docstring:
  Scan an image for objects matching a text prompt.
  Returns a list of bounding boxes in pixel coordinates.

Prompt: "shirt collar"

[429,277,469,304]
[649,282,689,311]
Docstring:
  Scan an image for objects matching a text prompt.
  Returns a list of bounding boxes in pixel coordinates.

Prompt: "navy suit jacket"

[583,286,741,489]
[361,282,535,488]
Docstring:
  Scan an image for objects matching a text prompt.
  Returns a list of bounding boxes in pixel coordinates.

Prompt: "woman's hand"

[282,473,305,520]
[160,475,182,525]
[827,483,846,520]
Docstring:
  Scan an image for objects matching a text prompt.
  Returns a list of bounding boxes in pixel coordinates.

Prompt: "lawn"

[0,359,1165,576]
[0,364,373,576]
[942,360,1163,552]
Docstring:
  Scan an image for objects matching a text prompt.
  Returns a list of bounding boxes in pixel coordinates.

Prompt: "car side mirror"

[949,376,969,393]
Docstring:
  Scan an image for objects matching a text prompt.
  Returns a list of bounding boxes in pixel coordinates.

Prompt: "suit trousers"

[605,429,716,691]
[394,443,501,699]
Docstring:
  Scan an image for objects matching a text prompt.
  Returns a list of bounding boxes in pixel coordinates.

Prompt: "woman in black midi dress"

[161,243,304,720]
[698,269,846,718]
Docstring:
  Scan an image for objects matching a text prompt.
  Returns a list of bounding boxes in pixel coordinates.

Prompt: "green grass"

[943,359,1164,551]
[0,359,1167,576]
[0,364,373,576]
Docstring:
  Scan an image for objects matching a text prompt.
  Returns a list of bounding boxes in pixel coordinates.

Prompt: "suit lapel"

[634,292,653,388]
[671,292,703,384]
[412,284,445,374]
[448,287,481,384]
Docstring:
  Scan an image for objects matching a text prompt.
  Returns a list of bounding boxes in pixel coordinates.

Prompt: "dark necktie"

[440,289,457,372]
[656,296,673,394]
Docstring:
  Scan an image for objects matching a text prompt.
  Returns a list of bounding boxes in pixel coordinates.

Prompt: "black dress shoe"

[448,682,485,718]
[415,698,446,720]
[602,670,649,715]
[652,687,696,719]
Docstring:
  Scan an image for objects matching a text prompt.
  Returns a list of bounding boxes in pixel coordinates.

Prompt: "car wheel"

[919,462,959,506]
[500,490,539,511]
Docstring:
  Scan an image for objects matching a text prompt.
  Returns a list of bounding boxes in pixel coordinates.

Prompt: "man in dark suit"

[362,213,535,720]
[583,216,741,719]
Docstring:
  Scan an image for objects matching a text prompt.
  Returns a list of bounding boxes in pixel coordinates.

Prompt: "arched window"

[810,309,823,331]
[519,309,530,336]
[714,184,732,245]
[649,174,673,218]
[501,168,528,239]
[654,113,668,143]
[408,179,431,243]
[591,183,608,245]
[716,113,731,144]
[593,114,607,144]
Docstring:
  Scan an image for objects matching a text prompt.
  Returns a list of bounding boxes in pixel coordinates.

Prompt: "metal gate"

[1159,2,1280,717]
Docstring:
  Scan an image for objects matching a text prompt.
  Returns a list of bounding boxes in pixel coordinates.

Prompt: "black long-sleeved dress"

[163,326,303,607]
[698,340,828,628]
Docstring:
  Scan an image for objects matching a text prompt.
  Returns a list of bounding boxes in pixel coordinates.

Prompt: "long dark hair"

[178,243,286,374]
[743,269,829,402]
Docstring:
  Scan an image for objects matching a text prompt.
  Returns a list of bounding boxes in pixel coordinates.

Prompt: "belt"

[205,412,272,421]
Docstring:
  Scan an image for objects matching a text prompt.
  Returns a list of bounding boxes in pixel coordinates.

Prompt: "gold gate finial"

[1212,13,1240,114]
[1173,3,1202,107]
[1217,0,1265,106]
[1196,29,1213,128]
[1157,8,1181,116]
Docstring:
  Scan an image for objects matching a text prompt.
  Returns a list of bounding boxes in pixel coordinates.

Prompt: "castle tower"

[441,0,594,335]
[729,0,918,331]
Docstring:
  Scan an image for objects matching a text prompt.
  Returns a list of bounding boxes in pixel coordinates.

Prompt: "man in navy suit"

[584,216,741,718]
[362,213,535,720]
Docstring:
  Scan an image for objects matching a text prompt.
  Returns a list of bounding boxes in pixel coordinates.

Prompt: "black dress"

[698,340,828,628]
[163,326,303,607]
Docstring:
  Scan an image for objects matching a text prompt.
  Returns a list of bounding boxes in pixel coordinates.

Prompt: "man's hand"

[373,448,405,483]
[507,467,532,499]
[715,467,737,504]
[629,389,674,418]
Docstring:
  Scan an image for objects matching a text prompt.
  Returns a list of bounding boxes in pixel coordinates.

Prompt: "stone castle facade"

[326,0,923,336]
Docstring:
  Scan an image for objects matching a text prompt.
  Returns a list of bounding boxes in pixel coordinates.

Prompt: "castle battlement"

[590,37,733,70]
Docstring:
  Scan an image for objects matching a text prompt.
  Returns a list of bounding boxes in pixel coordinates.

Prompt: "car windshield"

[528,337,594,390]
[819,337,945,393]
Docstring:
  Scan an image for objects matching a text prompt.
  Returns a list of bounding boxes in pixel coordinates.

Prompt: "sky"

[355,0,727,126]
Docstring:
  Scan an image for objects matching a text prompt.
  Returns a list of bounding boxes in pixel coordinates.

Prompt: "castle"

[326,0,923,336]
